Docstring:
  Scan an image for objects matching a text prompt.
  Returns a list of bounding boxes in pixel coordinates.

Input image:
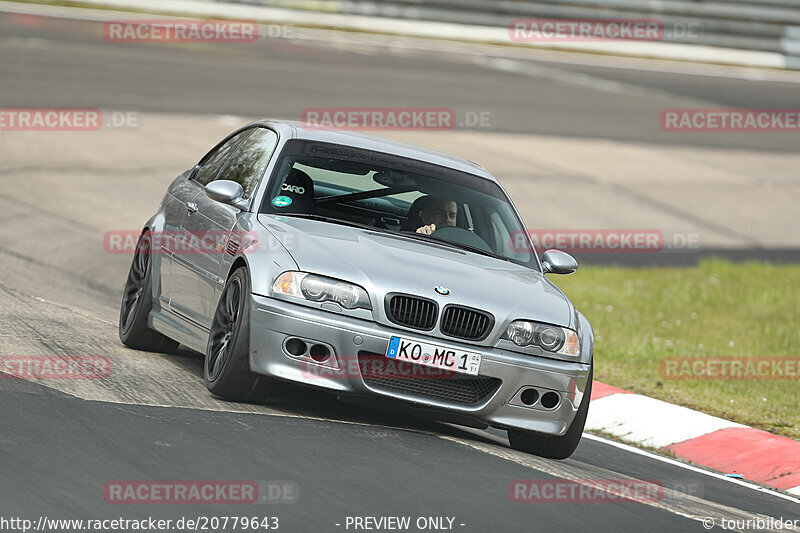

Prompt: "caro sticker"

[272,195,293,208]
[281,184,305,194]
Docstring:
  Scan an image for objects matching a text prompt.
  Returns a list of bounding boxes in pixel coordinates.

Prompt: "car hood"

[257,215,574,330]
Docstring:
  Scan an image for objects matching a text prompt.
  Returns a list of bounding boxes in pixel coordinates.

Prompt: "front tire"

[204,266,272,403]
[119,230,179,353]
[508,366,593,460]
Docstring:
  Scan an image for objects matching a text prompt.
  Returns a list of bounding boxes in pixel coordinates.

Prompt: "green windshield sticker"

[272,196,292,208]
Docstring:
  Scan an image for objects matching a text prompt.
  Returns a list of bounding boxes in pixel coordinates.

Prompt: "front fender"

[225,214,299,296]
[141,211,168,308]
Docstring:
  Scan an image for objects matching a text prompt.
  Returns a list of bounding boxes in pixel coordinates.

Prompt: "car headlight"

[272,272,371,310]
[502,320,580,357]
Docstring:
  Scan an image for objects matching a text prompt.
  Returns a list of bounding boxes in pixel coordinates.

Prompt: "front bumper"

[249,294,591,436]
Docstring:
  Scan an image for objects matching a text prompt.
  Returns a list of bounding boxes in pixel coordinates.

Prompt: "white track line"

[441,435,795,533]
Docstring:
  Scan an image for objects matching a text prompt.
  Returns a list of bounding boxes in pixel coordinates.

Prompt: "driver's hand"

[416,224,436,235]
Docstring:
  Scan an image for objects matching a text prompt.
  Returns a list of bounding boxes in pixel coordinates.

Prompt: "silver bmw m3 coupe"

[118,119,594,459]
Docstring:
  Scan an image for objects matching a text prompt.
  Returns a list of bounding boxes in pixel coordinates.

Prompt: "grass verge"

[554,259,800,440]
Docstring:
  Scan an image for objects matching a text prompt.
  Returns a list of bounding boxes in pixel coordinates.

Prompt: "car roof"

[247,119,496,182]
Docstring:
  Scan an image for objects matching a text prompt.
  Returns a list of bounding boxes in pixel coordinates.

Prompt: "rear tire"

[204,266,273,403]
[118,230,179,353]
[508,366,593,460]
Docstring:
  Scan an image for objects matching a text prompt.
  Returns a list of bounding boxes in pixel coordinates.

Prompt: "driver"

[416,196,457,235]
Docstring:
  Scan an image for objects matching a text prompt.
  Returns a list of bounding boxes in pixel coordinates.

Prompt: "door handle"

[186,202,198,213]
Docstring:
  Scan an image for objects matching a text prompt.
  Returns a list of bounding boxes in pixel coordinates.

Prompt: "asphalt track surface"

[1,7,800,151]
[0,6,799,533]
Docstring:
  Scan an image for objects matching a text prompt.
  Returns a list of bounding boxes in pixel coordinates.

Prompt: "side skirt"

[149,307,209,354]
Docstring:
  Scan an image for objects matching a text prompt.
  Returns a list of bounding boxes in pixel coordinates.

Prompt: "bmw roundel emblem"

[434,286,450,296]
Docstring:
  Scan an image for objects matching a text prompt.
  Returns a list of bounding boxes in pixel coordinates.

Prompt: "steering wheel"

[429,225,493,254]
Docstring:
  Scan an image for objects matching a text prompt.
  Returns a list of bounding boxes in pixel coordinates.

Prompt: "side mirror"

[205,180,247,210]
[541,249,578,275]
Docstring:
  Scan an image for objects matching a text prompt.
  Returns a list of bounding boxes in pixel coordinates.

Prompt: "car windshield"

[260,140,537,269]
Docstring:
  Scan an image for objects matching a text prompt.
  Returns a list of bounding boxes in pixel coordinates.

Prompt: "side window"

[194,130,253,186]
[219,128,279,199]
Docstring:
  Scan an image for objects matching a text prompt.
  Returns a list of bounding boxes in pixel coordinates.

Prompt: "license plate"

[385,336,482,376]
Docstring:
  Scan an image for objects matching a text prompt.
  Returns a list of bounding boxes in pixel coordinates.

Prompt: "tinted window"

[219,128,279,199]
[194,129,253,186]
[261,140,536,268]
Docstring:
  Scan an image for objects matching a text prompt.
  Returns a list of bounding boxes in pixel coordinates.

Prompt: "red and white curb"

[588,382,800,495]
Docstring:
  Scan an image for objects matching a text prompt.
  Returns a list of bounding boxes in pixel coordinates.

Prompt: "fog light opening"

[520,388,539,406]
[285,338,307,357]
[541,391,560,409]
[309,344,331,362]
